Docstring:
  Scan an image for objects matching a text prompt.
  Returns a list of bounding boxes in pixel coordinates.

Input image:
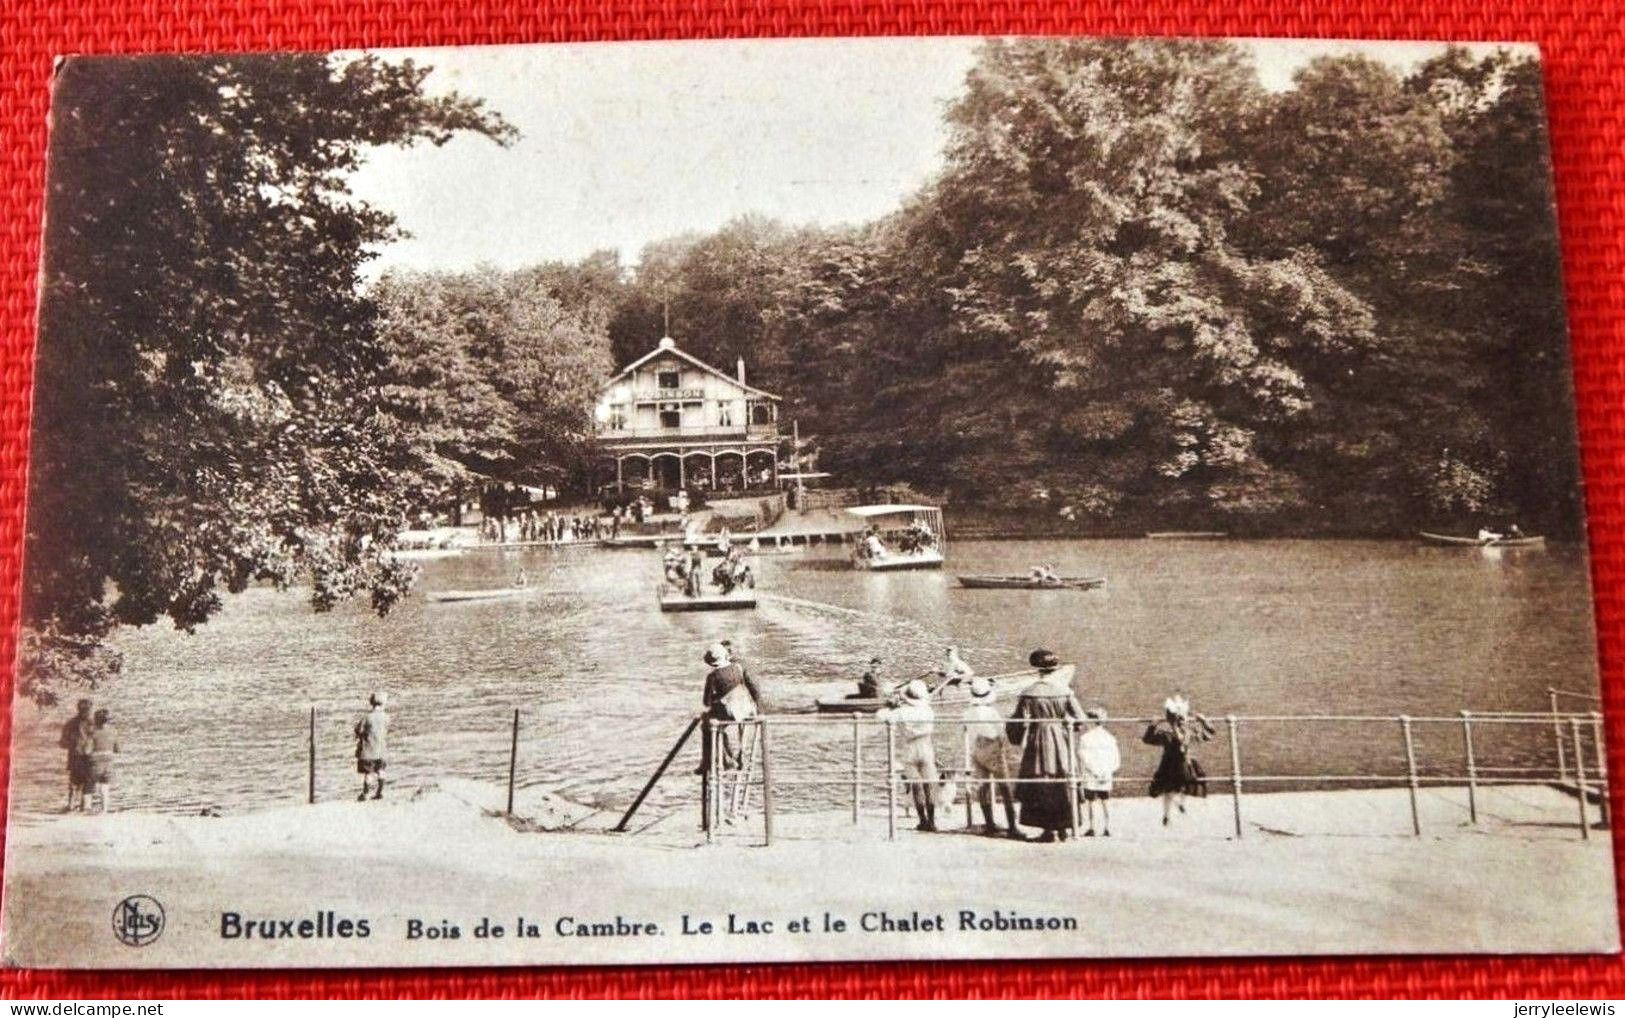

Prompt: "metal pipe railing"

[294,699,1606,847]
[693,710,1609,845]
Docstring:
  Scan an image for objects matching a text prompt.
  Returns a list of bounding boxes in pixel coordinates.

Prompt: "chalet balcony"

[597,423,779,442]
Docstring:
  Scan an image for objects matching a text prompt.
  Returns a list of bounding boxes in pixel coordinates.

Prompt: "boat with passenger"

[848,504,945,571]
[656,583,757,612]
[1419,530,1546,549]
[656,546,757,611]
[813,668,1035,713]
[957,574,1106,590]
[427,586,530,604]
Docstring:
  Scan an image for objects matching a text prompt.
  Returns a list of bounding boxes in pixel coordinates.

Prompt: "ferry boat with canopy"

[847,504,945,571]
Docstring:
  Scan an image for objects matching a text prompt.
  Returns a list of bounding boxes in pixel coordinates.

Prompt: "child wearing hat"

[1078,707,1120,836]
[879,679,940,832]
[962,676,1023,838]
[354,692,389,801]
[1144,693,1216,826]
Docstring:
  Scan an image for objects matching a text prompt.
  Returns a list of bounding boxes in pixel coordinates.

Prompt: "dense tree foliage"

[599,39,1579,535]
[23,54,511,702]
[371,266,614,493]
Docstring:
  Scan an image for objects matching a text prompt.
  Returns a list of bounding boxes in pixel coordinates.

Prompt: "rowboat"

[957,574,1106,590]
[656,583,757,612]
[426,586,531,604]
[385,547,466,561]
[1146,531,1228,539]
[1418,531,1546,549]
[813,671,1036,714]
[596,536,665,549]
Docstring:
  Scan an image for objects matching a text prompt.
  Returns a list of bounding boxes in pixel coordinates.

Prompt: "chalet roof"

[607,337,781,401]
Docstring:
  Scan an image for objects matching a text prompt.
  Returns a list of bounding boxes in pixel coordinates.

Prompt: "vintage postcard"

[2,35,1615,968]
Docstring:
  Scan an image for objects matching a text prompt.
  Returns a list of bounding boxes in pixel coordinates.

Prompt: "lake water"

[5,539,1604,822]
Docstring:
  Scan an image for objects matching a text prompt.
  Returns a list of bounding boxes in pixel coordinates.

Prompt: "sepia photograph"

[0,34,1614,969]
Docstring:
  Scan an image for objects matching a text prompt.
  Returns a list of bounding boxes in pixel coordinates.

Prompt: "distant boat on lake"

[386,547,466,561]
[957,574,1106,590]
[427,586,531,604]
[597,536,665,549]
[1419,531,1547,549]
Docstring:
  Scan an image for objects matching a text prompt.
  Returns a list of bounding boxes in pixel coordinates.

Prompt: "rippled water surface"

[6,539,1602,819]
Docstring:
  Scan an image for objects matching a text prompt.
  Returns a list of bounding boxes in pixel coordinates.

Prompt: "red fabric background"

[1,0,1622,999]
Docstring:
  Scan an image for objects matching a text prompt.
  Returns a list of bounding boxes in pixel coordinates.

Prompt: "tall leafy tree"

[372,267,615,491]
[1413,50,1582,532]
[1244,54,1490,526]
[871,39,1377,517]
[23,54,513,702]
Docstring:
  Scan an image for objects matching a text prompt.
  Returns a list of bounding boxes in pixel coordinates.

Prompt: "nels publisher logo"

[112,895,165,947]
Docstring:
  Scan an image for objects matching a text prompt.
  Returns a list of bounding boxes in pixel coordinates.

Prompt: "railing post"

[758,720,774,846]
[885,718,897,842]
[700,718,711,835]
[851,714,862,824]
[1226,715,1243,838]
[1570,718,1591,841]
[308,706,316,805]
[1590,712,1610,828]
[1401,716,1421,837]
[962,722,974,830]
[506,708,520,817]
[1065,720,1080,837]
[1550,687,1569,782]
[1460,710,1478,825]
[704,719,719,843]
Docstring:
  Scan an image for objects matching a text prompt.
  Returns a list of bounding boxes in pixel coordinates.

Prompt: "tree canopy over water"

[23,54,513,701]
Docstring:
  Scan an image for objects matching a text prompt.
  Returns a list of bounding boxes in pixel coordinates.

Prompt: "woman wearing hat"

[1143,694,1216,826]
[879,679,941,832]
[700,643,762,772]
[1004,649,1085,842]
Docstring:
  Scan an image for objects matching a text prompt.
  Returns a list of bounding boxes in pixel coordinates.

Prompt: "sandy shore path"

[3,781,1616,968]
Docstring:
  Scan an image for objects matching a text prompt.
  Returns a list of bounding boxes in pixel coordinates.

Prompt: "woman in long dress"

[1143,694,1217,826]
[1004,649,1084,842]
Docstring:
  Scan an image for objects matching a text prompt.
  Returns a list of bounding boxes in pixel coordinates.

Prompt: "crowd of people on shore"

[479,507,624,545]
[703,644,1218,842]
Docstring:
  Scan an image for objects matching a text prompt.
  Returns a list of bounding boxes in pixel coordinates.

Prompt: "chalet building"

[594,336,781,492]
